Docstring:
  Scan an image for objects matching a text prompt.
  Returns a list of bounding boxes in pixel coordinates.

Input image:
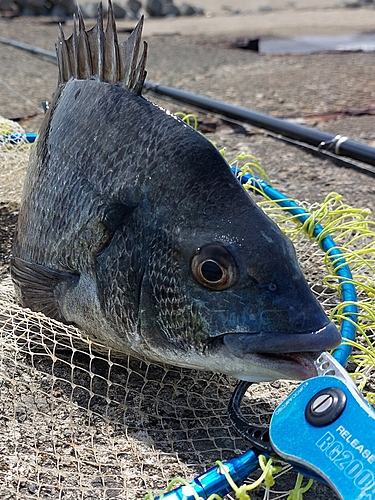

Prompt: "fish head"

[138,180,341,382]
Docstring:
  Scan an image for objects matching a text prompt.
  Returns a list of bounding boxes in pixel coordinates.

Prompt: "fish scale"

[11,0,341,381]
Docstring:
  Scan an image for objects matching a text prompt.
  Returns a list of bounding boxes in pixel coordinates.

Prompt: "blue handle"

[153,449,260,499]
[270,374,375,500]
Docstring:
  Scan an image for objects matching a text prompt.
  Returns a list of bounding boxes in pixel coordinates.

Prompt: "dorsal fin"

[56,0,147,95]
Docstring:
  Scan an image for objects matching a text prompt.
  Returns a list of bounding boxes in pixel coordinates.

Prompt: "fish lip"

[221,349,321,380]
[248,351,320,379]
[222,321,341,356]
[221,322,341,380]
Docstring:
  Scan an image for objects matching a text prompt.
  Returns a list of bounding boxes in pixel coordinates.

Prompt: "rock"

[179,3,205,16]
[50,3,68,17]
[126,0,141,15]
[12,0,27,8]
[222,4,241,14]
[57,0,74,10]
[258,5,273,12]
[112,1,126,18]
[146,0,180,17]
[340,0,374,5]
[20,5,37,14]
[15,0,51,16]
[179,3,197,16]
[51,0,75,16]
[341,1,362,6]
[23,0,44,8]
[145,0,162,16]
[0,0,15,11]
[80,1,105,18]
[161,0,180,16]
[14,0,44,10]
[192,6,204,15]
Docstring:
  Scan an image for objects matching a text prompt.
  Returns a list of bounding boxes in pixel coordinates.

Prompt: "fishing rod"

[144,81,375,168]
[1,35,375,171]
[0,36,56,59]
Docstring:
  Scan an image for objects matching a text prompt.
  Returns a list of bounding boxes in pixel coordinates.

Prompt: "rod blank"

[144,81,375,167]
[1,35,375,168]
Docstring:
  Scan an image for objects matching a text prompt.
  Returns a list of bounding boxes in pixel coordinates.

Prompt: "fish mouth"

[246,351,319,380]
[222,322,341,381]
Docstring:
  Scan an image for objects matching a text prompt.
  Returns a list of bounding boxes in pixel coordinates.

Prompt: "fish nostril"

[247,278,277,292]
[247,275,259,286]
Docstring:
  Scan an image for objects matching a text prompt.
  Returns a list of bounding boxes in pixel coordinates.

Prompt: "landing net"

[1,118,374,499]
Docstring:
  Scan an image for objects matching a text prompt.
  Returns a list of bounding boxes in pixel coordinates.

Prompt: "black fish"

[11,2,341,382]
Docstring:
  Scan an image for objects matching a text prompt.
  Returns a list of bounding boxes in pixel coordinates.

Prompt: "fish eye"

[201,260,223,282]
[191,244,238,290]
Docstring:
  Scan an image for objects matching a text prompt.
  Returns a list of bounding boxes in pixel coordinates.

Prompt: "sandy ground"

[1,2,375,499]
[128,1,375,37]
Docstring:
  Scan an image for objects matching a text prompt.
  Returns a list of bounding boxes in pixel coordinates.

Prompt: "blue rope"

[233,169,358,367]
[1,133,37,144]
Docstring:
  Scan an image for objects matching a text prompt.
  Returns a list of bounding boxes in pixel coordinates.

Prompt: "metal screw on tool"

[310,393,334,413]
[305,387,347,427]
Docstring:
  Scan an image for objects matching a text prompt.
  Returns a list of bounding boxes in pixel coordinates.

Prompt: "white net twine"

[1,120,374,500]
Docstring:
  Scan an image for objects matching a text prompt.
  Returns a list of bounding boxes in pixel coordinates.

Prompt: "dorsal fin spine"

[55,1,146,95]
[105,0,120,82]
[72,14,79,77]
[132,41,147,95]
[96,2,104,80]
[75,8,91,79]
[57,24,72,85]
[79,24,92,79]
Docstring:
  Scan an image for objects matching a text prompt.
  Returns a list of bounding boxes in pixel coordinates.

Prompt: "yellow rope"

[287,474,314,500]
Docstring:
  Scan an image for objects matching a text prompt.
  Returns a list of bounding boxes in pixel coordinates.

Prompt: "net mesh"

[1,117,374,499]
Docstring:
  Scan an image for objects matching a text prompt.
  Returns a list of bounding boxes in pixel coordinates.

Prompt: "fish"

[11,1,341,382]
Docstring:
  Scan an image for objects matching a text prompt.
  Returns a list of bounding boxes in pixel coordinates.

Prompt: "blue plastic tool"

[153,353,375,500]
[271,352,375,500]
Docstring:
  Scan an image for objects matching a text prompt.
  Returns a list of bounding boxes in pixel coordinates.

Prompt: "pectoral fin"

[10,257,79,322]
